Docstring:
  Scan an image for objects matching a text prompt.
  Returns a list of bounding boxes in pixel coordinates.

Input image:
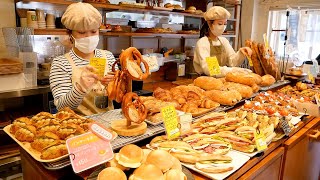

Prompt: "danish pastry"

[10,117,32,134]
[56,124,85,140]
[40,140,68,160]
[31,132,60,151]
[37,121,61,134]
[15,125,36,142]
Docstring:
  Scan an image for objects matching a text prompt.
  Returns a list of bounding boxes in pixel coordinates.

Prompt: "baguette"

[225,72,256,86]
[204,90,242,106]
[193,76,223,90]
[246,40,264,75]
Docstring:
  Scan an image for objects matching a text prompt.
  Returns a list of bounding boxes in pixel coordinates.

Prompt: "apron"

[65,51,114,116]
[208,37,228,66]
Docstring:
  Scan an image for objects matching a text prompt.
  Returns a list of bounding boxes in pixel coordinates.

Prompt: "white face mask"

[72,35,99,54]
[210,24,227,36]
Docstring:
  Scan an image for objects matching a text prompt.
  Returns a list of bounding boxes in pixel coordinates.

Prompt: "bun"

[164,169,187,180]
[98,167,127,180]
[142,149,151,163]
[106,156,129,171]
[261,74,276,87]
[146,150,173,172]
[116,144,143,168]
[187,6,196,11]
[170,156,182,171]
[194,76,223,90]
[129,164,164,180]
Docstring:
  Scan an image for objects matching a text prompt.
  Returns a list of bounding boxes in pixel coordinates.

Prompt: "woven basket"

[0,58,23,75]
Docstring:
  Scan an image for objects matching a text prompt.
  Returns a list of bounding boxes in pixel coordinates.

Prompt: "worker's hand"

[100,75,114,86]
[76,65,99,93]
[240,47,252,57]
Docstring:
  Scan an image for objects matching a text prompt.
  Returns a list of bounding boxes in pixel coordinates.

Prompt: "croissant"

[15,125,36,142]
[173,94,187,104]
[200,98,220,109]
[31,132,60,151]
[40,140,68,160]
[181,103,199,113]
[10,117,32,134]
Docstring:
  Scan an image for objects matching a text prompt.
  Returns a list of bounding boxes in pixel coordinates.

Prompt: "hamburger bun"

[98,167,127,180]
[146,150,173,172]
[142,149,152,163]
[129,164,164,180]
[164,169,187,180]
[170,156,182,171]
[106,156,129,171]
[116,144,143,168]
[187,6,196,11]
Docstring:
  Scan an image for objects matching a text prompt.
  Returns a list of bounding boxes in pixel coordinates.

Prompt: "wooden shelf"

[33,28,201,38]
[15,0,203,18]
[33,29,236,38]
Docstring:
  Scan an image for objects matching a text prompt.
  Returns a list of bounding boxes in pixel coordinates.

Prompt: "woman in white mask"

[193,6,252,76]
[49,2,116,115]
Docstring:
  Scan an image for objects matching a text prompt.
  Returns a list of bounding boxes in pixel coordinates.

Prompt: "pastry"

[149,113,163,123]
[193,76,223,91]
[181,102,199,113]
[31,132,60,151]
[55,107,77,120]
[164,3,174,9]
[37,121,61,134]
[40,140,68,160]
[261,74,276,87]
[112,25,122,32]
[10,117,32,134]
[222,82,253,98]
[15,125,36,142]
[250,73,262,85]
[60,117,84,125]
[56,124,85,140]
[225,72,257,86]
[200,98,220,109]
[204,90,242,106]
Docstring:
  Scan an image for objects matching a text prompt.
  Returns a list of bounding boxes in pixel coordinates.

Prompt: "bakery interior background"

[1,0,320,61]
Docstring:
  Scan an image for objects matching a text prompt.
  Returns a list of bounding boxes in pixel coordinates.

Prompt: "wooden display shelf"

[15,0,203,18]
[33,29,236,38]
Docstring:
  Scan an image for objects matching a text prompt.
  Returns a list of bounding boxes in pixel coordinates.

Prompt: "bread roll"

[261,74,276,87]
[204,90,242,106]
[222,82,253,98]
[225,72,256,86]
[146,150,174,172]
[194,76,223,90]
[98,167,127,180]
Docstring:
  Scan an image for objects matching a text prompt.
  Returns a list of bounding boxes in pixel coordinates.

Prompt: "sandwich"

[215,117,244,132]
[191,136,231,155]
[217,131,255,153]
[150,136,192,150]
[169,147,201,164]
[235,126,256,141]
[195,153,233,173]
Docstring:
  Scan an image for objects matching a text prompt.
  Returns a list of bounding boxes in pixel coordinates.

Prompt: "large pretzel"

[121,92,147,126]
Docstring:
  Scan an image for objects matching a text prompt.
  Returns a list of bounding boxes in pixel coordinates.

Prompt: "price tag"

[90,123,114,141]
[254,131,267,151]
[308,72,315,84]
[161,106,180,140]
[66,132,114,173]
[205,56,220,76]
[280,117,292,136]
[90,57,107,77]
[247,56,253,66]
[263,33,269,49]
[179,113,192,135]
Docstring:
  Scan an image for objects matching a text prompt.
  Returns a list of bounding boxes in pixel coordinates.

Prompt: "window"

[268,9,320,66]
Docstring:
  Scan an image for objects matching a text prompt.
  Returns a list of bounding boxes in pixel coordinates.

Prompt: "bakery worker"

[49,2,116,116]
[193,6,252,76]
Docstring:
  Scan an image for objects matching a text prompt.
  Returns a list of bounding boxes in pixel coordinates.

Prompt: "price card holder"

[66,130,113,173]
[205,56,220,76]
[254,130,267,151]
[179,113,192,135]
[280,117,292,136]
[90,57,107,77]
[161,106,180,140]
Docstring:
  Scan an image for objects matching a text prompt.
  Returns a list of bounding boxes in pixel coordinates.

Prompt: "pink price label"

[66,132,114,173]
[90,123,113,141]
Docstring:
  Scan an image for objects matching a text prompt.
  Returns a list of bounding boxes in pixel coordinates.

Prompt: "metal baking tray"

[42,109,165,170]
[260,80,290,91]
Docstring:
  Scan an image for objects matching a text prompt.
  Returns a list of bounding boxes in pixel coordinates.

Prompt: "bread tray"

[181,151,250,180]
[41,109,165,170]
[3,125,69,163]
[259,80,290,91]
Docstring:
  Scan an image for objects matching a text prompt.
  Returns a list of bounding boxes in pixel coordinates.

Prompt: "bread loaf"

[261,74,276,87]
[204,90,242,106]
[193,76,223,91]
[225,72,256,86]
[245,40,264,76]
[222,82,253,98]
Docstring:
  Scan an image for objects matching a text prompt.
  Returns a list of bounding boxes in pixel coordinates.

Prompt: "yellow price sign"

[308,72,315,84]
[161,105,180,140]
[254,131,267,151]
[247,56,253,67]
[90,57,106,77]
[205,56,220,76]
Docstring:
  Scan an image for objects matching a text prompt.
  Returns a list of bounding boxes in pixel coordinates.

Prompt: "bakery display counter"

[0,85,50,99]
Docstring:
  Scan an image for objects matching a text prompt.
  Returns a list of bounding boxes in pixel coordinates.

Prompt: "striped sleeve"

[49,56,86,110]
[103,50,118,71]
